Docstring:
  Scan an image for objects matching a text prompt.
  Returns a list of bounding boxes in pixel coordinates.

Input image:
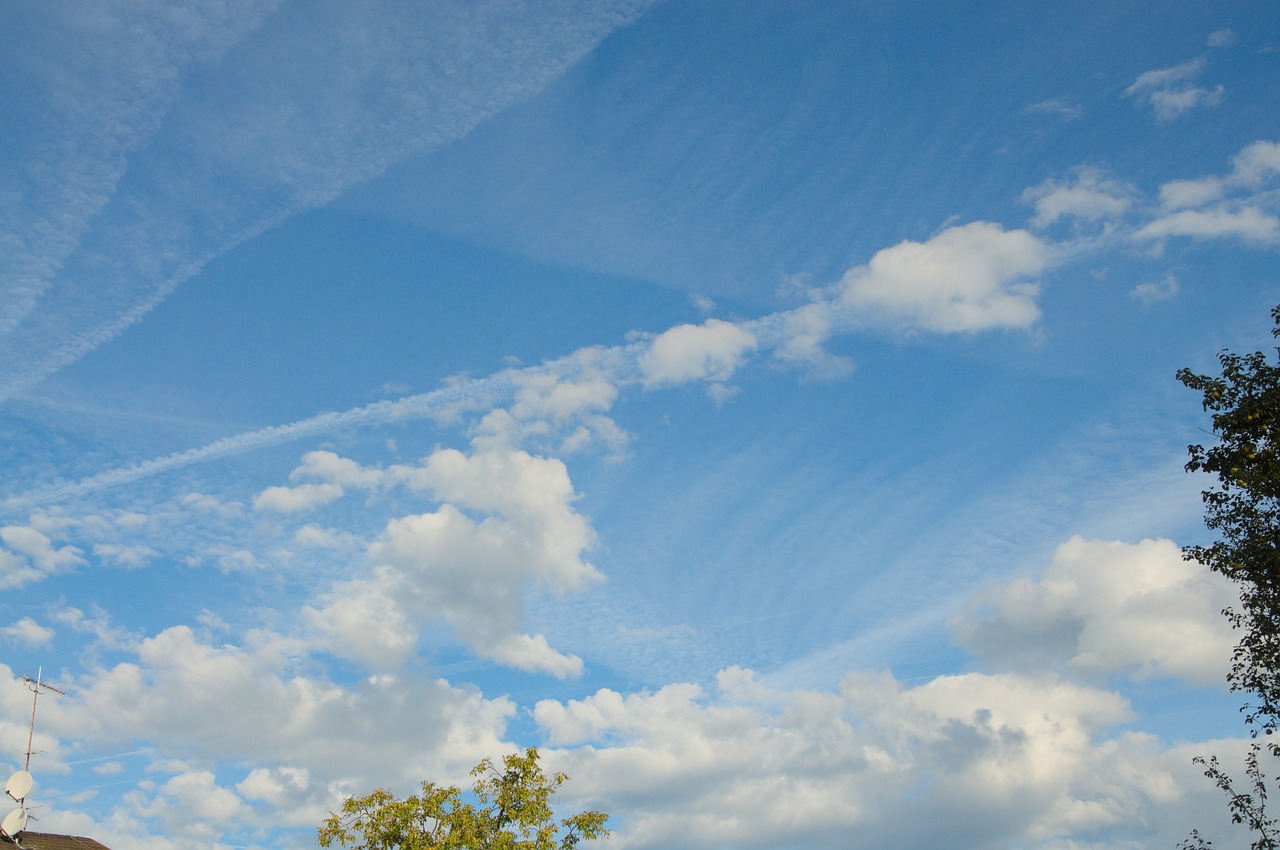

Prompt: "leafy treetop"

[318,747,610,850]
[1178,304,1280,733]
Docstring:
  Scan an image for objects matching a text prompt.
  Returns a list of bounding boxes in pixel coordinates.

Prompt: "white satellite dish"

[1,806,26,837]
[4,771,32,802]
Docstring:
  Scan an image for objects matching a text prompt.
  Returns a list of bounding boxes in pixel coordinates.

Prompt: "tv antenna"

[20,668,65,772]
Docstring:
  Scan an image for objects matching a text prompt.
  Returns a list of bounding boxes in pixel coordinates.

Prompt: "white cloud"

[1023,167,1135,228]
[309,445,599,677]
[1130,275,1180,306]
[1134,207,1280,245]
[536,668,1231,850]
[305,567,417,669]
[142,768,248,824]
[252,482,344,513]
[498,346,631,455]
[1148,84,1224,121]
[237,764,310,805]
[639,319,758,389]
[92,543,159,568]
[0,524,86,587]
[55,605,137,652]
[1229,140,1280,187]
[952,537,1237,684]
[35,622,521,850]
[490,633,583,680]
[0,548,42,589]
[1026,98,1082,120]
[772,303,854,378]
[292,523,363,550]
[181,492,245,519]
[840,222,1047,333]
[510,351,620,423]
[1,617,56,647]
[360,505,586,677]
[1144,141,1280,245]
[1126,58,1207,93]
[1208,29,1236,48]
[1156,139,1280,210]
[61,625,515,784]
[1159,177,1227,210]
[290,450,385,489]
[1124,58,1223,122]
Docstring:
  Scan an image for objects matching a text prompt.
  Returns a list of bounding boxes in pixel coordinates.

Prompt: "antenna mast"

[20,668,64,772]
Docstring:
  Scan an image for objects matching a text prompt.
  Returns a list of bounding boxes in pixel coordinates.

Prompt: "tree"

[1177,304,1280,850]
[318,747,610,850]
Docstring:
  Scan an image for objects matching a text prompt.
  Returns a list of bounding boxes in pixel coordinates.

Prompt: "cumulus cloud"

[952,537,1237,684]
[59,625,515,783]
[510,351,620,422]
[133,767,250,842]
[308,445,600,677]
[535,667,1229,850]
[253,482,344,513]
[1,616,56,647]
[0,524,86,588]
[290,450,386,489]
[1023,167,1136,228]
[1124,57,1223,122]
[305,567,418,669]
[1230,140,1280,186]
[35,627,517,849]
[840,222,1047,333]
[639,319,759,389]
[500,346,631,454]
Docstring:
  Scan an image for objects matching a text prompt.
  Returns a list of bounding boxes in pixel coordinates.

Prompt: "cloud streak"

[9,218,1056,513]
[0,0,659,402]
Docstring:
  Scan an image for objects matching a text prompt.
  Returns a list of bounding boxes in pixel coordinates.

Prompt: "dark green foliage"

[318,747,609,850]
[1178,305,1280,850]
[1178,305,1280,730]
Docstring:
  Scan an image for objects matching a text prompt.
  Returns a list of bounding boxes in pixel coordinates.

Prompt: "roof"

[0,833,112,850]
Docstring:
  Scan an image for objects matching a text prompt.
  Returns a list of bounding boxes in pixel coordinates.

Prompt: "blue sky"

[2,2,1280,848]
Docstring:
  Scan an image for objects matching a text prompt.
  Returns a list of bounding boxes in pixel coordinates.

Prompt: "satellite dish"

[1,806,26,837]
[4,771,31,802]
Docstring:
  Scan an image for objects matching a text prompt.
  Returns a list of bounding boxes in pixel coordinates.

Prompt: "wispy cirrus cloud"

[1124,57,1223,123]
[6,217,1056,514]
[0,0,283,340]
[0,0,659,403]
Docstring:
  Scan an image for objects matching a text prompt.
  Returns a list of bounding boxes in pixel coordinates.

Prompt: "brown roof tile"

[0,832,112,850]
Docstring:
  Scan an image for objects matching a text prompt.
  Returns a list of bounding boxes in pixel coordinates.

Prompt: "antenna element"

[20,668,65,772]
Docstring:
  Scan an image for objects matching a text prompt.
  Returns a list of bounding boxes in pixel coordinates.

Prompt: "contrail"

[0,0,660,403]
[4,341,653,515]
[2,299,854,515]
[5,372,513,514]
